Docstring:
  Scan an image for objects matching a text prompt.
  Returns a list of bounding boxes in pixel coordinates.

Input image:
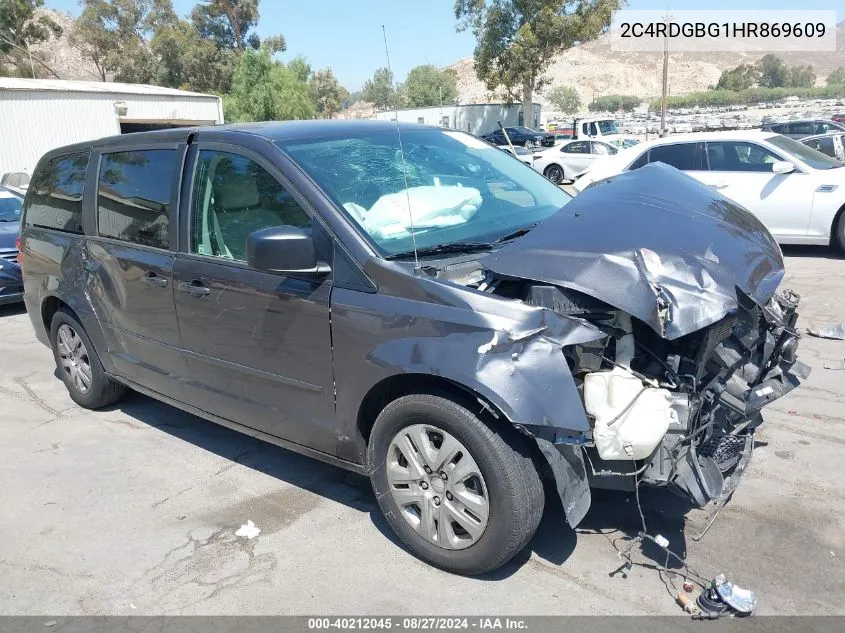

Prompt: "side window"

[97,150,177,249]
[769,124,785,134]
[24,152,88,234]
[563,141,589,154]
[706,142,780,172]
[591,142,611,155]
[190,150,312,262]
[805,137,836,158]
[788,121,813,136]
[587,122,598,136]
[628,151,649,170]
[648,143,706,170]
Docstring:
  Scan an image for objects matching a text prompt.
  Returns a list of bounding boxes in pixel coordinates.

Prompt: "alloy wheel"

[524,140,536,150]
[545,165,564,184]
[56,324,92,394]
[386,424,490,550]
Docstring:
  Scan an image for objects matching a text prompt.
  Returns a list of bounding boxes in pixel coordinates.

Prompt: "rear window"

[24,152,89,234]
[97,150,178,249]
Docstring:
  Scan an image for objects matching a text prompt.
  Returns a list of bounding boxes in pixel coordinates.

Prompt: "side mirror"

[246,225,330,277]
[772,160,795,174]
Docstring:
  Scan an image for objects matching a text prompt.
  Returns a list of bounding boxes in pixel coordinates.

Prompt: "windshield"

[597,120,621,135]
[278,129,571,257]
[768,134,843,170]
[0,193,22,221]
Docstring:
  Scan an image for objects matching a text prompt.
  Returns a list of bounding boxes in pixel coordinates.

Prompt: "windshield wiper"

[385,241,493,260]
[495,222,540,243]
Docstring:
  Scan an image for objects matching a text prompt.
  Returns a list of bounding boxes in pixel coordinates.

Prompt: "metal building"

[373,103,542,137]
[0,78,223,175]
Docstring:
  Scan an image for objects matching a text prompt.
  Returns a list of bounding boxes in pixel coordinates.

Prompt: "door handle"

[709,181,729,190]
[141,271,169,288]
[177,280,211,297]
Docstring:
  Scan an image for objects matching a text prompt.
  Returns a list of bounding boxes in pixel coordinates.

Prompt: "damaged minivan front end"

[438,164,810,529]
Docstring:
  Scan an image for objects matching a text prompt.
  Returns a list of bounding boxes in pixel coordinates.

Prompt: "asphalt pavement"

[1,247,843,615]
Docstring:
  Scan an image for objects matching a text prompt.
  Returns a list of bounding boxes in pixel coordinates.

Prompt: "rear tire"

[544,164,565,185]
[50,308,126,409]
[368,393,544,575]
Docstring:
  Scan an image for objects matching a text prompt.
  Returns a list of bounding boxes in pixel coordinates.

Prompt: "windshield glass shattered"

[278,129,571,257]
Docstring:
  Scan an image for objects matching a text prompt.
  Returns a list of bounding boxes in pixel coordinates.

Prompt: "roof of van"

[0,77,216,99]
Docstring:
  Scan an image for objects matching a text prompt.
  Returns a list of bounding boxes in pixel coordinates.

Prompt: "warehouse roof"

[0,77,216,99]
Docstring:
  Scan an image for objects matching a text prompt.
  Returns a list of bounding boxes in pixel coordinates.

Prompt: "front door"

[172,146,336,452]
[700,141,814,240]
[85,146,189,399]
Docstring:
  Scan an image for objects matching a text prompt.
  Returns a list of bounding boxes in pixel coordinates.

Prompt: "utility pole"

[660,2,670,137]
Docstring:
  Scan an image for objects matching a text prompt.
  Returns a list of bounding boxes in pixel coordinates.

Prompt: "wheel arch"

[357,373,513,447]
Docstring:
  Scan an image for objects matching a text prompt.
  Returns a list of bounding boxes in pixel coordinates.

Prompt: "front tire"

[50,308,127,409]
[544,164,565,185]
[835,210,845,253]
[368,393,544,575]
[523,140,536,150]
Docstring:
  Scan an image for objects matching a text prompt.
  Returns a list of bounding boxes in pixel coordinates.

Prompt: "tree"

[788,65,815,89]
[151,18,236,93]
[547,85,580,114]
[827,67,845,86]
[308,68,348,119]
[223,48,315,122]
[401,64,458,107]
[191,0,282,52]
[716,64,758,91]
[756,54,789,89]
[455,0,619,125]
[71,0,176,83]
[287,55,311,83]
[362,67,396,110]
[0,0,62,77]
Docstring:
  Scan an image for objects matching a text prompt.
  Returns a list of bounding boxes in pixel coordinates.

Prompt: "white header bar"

[610,10,836,52]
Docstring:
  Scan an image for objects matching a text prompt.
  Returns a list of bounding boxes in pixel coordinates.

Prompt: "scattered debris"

[683,581,695,593]
[677,591,700,615]
[234,519,261,539]
[695,574,757,619]
[807,323,845,340]
[43,622,56,628]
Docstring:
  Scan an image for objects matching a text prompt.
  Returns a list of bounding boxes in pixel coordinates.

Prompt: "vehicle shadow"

[781,244,844,260]
[106,390,376,513]
[104,389,700,582]
[0,303,27,318]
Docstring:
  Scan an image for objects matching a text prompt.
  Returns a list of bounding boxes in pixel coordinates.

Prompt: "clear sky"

[44,0,845,90]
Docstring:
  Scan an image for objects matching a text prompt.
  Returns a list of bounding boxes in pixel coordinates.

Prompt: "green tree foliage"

[287,55,311,83]
[223,48,315,122]
[588,94,639,113]
[0,0,62,77]
[151,18,235,93]
[401,65,458,107]
[827,67,845,86]
[71,0,176,83]
[788,65,816,89]
[308,68,349,119]
[756,54,789,89]
[716,64,758,91]
[455,0,619,122]
[362,67,396,110]
[547,85,581,114]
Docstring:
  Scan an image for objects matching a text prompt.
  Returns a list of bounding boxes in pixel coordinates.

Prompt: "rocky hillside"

[449,21,845,108]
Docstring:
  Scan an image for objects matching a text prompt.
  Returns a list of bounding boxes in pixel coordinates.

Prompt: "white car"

[532,139,618,184]
[573,131,845,250]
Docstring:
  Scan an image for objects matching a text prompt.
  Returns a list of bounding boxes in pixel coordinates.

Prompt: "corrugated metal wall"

[0,90,221,175]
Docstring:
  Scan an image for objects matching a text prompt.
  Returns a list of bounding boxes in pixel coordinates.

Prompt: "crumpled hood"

[485,163,785,339]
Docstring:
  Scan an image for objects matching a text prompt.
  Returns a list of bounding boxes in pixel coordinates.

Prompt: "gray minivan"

[19,121,807,574]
